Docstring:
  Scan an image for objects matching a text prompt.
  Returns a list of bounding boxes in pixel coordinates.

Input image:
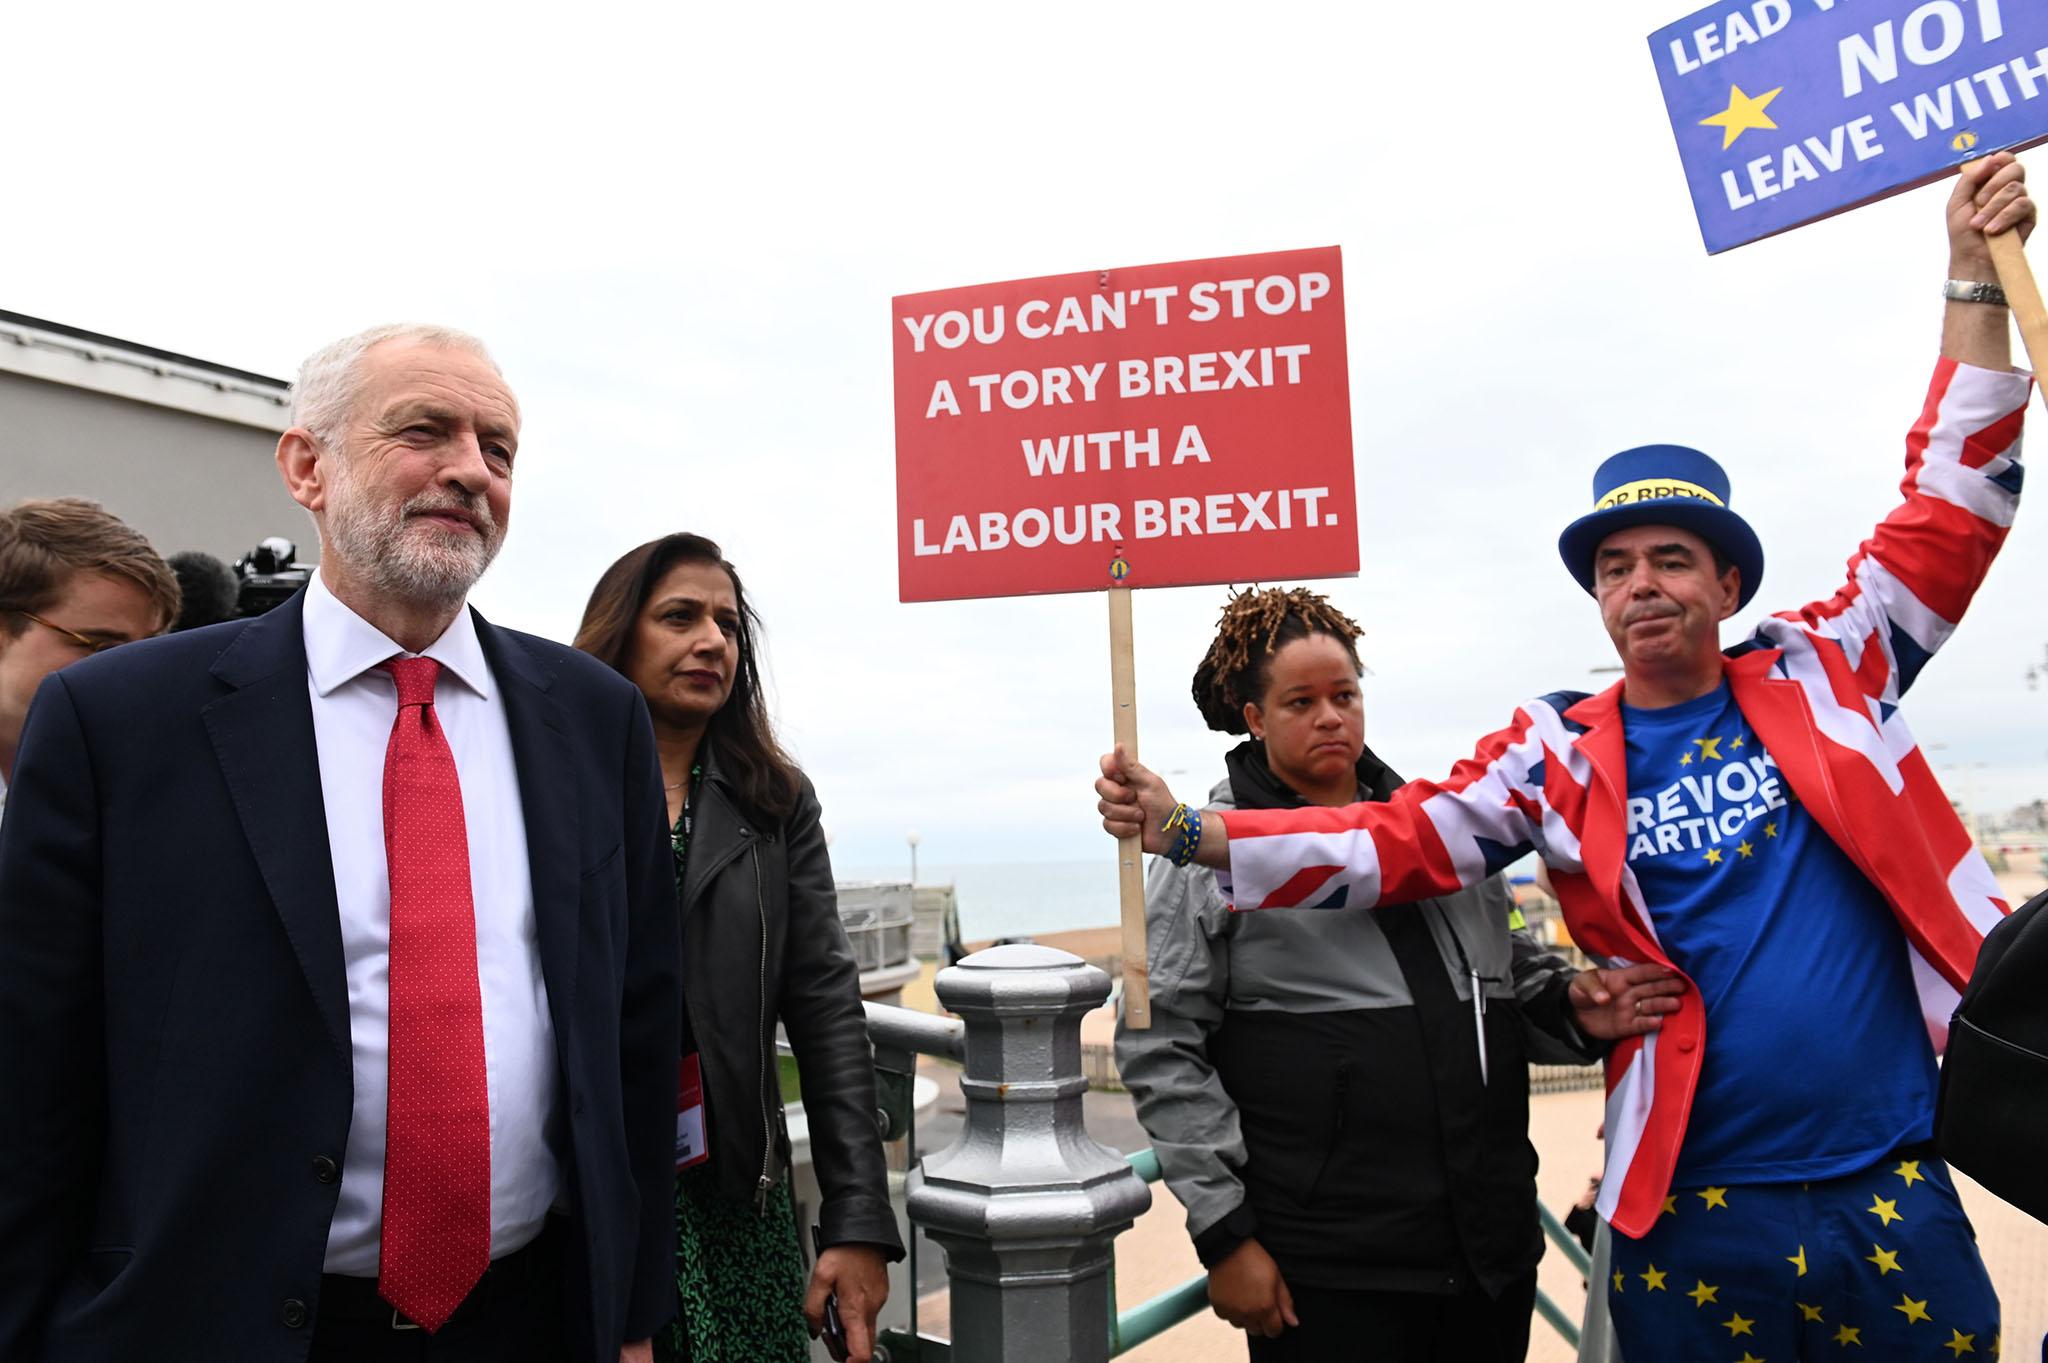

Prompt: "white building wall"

[0,342,313,568]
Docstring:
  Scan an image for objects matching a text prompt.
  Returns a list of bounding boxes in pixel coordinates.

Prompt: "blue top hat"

[1557,444,1764,609]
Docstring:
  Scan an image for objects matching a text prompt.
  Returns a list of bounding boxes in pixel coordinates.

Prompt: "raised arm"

[1768,157,2034,699]
[1099,699,1582,912]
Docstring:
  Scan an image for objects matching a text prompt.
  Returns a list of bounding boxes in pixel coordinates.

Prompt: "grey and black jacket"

[1113,741,1597,1297]
[680,744,904,1258]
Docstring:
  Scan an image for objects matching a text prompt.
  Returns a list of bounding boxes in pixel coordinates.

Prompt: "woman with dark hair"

[576,533,900,1363]
[1113,586,1675,1362]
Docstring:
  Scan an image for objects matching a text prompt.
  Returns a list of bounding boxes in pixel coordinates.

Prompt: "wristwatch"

[1944,278,2009,306]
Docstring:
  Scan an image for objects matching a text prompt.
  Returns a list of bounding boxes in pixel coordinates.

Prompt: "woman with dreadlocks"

[1113,586,1673,1361]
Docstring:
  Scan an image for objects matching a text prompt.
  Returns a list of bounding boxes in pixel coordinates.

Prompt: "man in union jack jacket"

[1099,155,2035,1362]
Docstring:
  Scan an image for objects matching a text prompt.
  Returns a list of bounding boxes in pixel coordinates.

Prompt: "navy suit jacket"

[0,589,681,1362]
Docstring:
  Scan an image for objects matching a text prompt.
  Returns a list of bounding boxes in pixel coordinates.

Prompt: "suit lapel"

[1567,687,1627,902]
[1724,646,1835,846]
[477,613,583,1043]
[201,590,351,1069]
[680,757,755,921]
[1565,685,1665,956]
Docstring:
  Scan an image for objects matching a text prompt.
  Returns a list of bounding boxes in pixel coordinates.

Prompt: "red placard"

[892,247,1356,603]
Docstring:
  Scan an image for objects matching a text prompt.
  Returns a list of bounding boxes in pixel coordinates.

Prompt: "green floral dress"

[655,785,813,1363]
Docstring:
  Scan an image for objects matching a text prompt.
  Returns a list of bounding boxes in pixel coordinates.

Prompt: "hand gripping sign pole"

[1106,553,1149,1028]
[1983,213,2048,381]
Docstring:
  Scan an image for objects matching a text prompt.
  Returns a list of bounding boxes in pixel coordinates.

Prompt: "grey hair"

[285,323,502,443]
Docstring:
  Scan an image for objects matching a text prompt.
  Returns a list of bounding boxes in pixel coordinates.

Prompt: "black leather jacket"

[679,746,904,1257]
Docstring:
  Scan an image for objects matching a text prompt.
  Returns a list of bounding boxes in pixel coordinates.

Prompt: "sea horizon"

[833,857,1122,943]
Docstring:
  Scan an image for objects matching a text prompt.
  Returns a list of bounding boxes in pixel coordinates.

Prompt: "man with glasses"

[0,498,179,825]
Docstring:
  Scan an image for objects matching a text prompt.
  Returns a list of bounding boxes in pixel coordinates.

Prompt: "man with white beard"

[0,325,682,1363]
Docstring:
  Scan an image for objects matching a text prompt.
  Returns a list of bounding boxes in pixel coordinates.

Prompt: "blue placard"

[1650,0,2048,253]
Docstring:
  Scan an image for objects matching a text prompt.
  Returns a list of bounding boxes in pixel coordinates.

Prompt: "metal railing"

[1108,1144,1593,1354]
[1105,1148,1206,1355]
[1536,1200,1593,1348]
[864,947,1593,1362]
[840,882,919,975]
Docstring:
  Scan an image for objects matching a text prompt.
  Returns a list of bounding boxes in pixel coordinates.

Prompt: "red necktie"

[376,656,491,1332]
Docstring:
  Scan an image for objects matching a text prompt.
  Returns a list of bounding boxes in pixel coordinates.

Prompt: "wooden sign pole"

[1987,228,2048,379]
[1108,584,1151,1029]
[1960,155,2048,378]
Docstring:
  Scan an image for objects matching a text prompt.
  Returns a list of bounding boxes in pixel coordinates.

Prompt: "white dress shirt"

[303,574,560,1274]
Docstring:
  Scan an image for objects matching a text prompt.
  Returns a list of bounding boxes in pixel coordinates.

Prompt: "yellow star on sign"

[1836,1323,1865,1346]
[1738,1354,1766,1363]
[1705,847,1725,865]
[1867,1243,1902,1275]
[1947,1329,1978,1355]
[1613,1269,1625,1292]
[1725,1311,1757,1337]
[1694,736,1724,760]
[1869,1196,1903,1226]
[1688,1280,1720,1307]
[1738,840,1755,858]
[1896,1294,1931,1324]
[1732,736,1746,749]
[1789,1244,1808,1276]
[1897,1160,1926,1188]
[1641,1264,1668,1291]
[1700,1186,1730,1210]
[1701,84,1784,149]
[1681,750,1694,766]
[1764,821,1779,837]
[1799,1301,1825,1321]
[1663,1195,1680,1216]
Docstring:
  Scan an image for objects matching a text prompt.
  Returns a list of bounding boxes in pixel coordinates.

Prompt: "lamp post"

[907,829,922,887]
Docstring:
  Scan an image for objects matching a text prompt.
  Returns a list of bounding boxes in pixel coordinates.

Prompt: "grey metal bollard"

[907,943,1152,1363]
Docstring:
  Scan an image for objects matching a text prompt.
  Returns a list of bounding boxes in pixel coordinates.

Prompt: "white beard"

[321,460,504,610]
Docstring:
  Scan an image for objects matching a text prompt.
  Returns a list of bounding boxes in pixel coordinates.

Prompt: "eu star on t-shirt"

[1622,682,1935,1186]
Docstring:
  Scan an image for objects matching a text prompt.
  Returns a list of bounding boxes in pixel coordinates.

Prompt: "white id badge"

[676,1052,709,1169]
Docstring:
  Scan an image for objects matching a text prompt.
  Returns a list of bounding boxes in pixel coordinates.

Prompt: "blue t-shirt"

[1622,682,1936,1185]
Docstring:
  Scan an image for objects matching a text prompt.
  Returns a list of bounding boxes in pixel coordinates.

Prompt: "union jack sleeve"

[1221,696,1589,913]
[1769,358,2030,705]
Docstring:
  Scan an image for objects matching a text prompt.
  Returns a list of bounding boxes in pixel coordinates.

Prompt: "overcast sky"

[7,0,2045,871]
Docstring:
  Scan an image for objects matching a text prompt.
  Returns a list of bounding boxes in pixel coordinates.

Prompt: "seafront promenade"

[899,855,2048,1360]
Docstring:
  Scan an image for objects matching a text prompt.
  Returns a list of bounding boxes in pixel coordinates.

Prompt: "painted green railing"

[1105,1149,1592,1356]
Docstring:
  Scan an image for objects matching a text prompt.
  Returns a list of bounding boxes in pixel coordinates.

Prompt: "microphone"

[168,551,238,631]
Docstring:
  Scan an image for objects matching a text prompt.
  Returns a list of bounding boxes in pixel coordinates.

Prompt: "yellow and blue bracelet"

[1163,802,1203,867]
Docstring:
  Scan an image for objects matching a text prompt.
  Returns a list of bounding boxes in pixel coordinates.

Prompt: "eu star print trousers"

[1605,1153,1998,1361]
